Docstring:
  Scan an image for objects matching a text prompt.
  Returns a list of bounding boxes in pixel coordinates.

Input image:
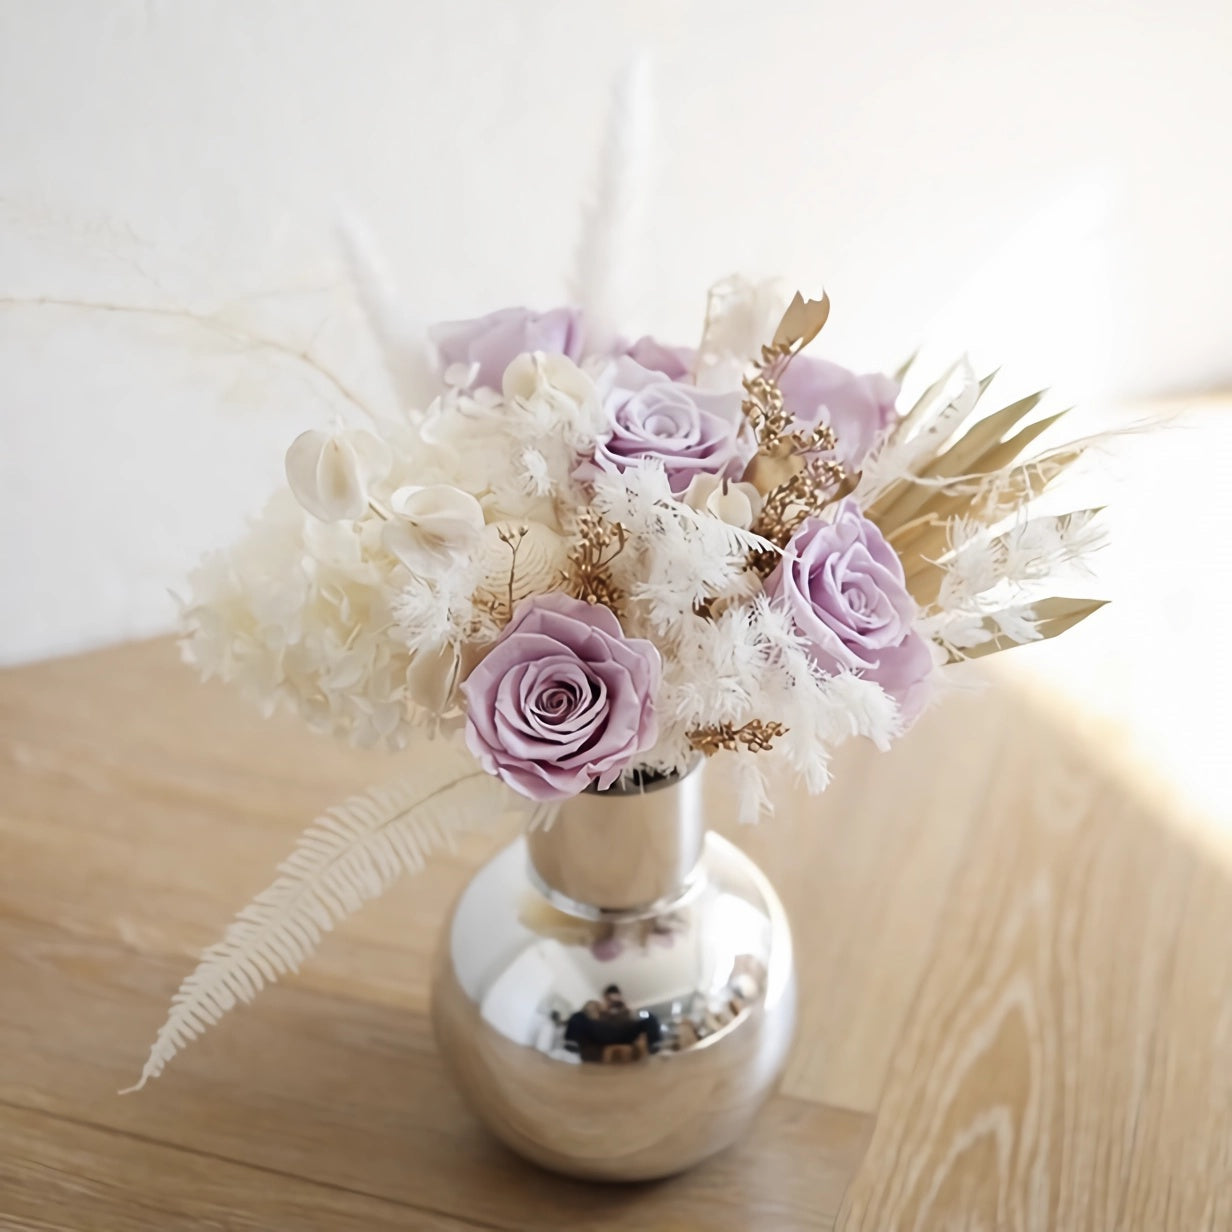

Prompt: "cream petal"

[502,352,595,405]
[285,428,390,522]
[407,642,462,713]
[681,473,723,511]
[315,437,368,520]
[682,473,762,530]
[705,481,760,529]
[285,430,331,519]
[388,484,425,517]
[391,484,484,533]
[346,429,393,484]
[385,485,486,574]
[382,521,441,573]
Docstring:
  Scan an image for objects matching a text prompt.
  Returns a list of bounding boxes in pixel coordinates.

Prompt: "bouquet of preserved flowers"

[129,86,1106,1093]
[177,280,1104,802]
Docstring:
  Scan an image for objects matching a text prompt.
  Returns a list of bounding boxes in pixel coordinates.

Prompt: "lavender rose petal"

[430,306,586,390]
[777,357,899,469]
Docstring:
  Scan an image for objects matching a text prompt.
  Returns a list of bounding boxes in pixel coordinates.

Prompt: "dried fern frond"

[125,746,539,1091]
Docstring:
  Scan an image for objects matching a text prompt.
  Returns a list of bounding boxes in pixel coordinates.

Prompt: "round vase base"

[431,832,797,1181]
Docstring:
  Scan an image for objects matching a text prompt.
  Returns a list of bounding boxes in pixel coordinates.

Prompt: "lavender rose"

[622,335,694,381]
[583,356,750,495]
[777,358,899,469]
[430,306,585,390]
[621,339,896,471]
[765,500,933,721]
[461,593,661,801]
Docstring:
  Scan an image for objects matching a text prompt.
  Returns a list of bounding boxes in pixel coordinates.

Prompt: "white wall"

[2,0,1229,664]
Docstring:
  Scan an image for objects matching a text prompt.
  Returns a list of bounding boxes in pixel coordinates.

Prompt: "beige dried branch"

[0,293,377,421]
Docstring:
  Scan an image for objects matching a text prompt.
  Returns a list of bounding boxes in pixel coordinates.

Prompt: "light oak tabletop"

[2,638,1229,1230]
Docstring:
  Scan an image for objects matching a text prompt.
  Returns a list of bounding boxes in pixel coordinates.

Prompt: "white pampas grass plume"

[934,507,1107,612]
[569,55,652,351]
[336,211,440,411]
[125,744,539,1091]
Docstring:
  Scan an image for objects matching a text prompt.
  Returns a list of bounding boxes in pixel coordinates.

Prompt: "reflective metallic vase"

[430,765,797,1181]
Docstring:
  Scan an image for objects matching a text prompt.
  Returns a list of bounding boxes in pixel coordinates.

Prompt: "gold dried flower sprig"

[741,292,829,449]
[742,355,849,515]
[752,453,854,549]
[738,293,853,564]
[687,719,788,757]
[565,510,628,614]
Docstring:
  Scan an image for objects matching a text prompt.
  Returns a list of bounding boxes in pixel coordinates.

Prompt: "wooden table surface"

[2,638,1229,1230]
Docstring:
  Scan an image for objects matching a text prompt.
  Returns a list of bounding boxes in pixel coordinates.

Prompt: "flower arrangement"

[175,281,1105,801]
[127,80,1107,1092]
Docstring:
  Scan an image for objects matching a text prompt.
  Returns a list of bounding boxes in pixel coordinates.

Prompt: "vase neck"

[526,768,705,917]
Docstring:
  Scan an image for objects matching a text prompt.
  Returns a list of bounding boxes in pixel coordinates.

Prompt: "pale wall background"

[1,0,1229,668]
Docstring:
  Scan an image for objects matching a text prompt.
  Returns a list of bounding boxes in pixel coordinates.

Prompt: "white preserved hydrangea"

[182,490,422,749]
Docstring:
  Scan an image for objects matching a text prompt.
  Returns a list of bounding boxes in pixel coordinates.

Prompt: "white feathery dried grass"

[936,507,1106,612]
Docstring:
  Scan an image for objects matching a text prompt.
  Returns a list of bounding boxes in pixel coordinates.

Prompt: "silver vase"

[430,763,797,1181]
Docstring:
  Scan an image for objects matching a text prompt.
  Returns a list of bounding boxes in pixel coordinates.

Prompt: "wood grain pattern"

[1,637,1229,1229]
[837,696,1232,1231]
[0,1104,474,1232]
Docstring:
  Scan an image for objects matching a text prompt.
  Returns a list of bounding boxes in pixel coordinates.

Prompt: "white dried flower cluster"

[182,491,422,749]
[919,508,1107,657]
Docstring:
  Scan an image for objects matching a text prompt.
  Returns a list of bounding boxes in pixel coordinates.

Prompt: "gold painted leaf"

[772,290,830,350]
[743,450,804,496]
[955,596,1109,661]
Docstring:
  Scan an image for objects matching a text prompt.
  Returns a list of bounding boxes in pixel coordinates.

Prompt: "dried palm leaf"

[862,367,991,514]
[892,347,921,386]
[887,440,1086,551]
[873,393,1069,535]
[952,596,1108,662]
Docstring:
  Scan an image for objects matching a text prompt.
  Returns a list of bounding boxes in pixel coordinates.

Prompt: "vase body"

[430,766,797,1181]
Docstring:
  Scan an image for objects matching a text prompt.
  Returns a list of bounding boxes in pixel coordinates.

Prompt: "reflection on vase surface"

[431,832,796,1181]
